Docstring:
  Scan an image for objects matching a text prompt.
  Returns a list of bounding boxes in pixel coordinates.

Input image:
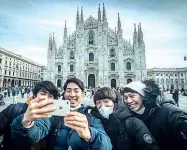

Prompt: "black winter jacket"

[90,103,160,150]
[133,102,187,150]
[0,103,29,150]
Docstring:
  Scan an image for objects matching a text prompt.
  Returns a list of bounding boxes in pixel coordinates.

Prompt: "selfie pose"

[0,80,59,150]
[11,78,112,150]
[90,87,159,150]
[123,80,187,150]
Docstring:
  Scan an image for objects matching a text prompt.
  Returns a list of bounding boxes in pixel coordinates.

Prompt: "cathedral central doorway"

[88,74,95,88]
[111,79,116,89]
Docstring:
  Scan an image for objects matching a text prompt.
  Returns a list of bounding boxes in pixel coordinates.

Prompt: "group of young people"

[0,78,187,150]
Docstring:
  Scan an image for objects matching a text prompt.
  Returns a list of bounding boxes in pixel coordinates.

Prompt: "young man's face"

[123,92,143,112]
[64,82,84,108]
[95,98,114,109]
[37,90,54,99]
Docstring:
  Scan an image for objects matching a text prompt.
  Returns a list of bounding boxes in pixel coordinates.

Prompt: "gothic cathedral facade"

[47,4,147,88]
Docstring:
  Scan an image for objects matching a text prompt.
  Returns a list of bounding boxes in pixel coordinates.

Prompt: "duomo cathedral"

[46,4,147,88]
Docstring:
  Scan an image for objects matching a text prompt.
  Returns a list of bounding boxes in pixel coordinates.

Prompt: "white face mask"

[98,105,114,119]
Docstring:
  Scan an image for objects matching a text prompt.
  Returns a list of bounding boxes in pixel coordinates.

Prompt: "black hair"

[93,87,117,104]
[33,81,59,99]
[63,78,85,92]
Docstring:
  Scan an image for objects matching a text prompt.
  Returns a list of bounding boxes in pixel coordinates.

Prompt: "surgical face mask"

[98,105,114,119]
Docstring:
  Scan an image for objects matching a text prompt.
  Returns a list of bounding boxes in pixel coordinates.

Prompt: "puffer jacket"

[11,106,112,150]
[90,103,160,150]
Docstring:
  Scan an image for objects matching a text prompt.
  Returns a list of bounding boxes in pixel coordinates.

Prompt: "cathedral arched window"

[70,65,74,72]
[126,62,131,70]
[111,63,115,71]
[89,53,94,61]
[110,49,116,57]
[156,78,159,83]
[58,65,61,73]
[70,51,74,59]
[88,31,94,45]
[175,79,178,84]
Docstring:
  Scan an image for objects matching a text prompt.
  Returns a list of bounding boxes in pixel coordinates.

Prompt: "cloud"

[0,0,186,69]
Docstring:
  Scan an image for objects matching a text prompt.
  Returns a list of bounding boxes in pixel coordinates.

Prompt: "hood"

[160,92,176,105]
[112,102,132,120]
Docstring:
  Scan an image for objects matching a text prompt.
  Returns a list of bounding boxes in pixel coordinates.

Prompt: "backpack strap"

[47,116,63,150]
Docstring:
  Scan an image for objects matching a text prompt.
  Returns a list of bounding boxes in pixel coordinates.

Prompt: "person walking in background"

[90,88,95,99]
[21,87,25,98]
[12,86,17,104]
[3,88,7,99]
[26,87,31,98]
[7,87,11,97]
[172,89,179,107]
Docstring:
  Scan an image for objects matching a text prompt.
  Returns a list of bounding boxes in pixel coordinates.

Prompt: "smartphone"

[46,100,70,116]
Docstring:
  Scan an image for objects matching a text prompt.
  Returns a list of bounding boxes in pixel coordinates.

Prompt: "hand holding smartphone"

[46,100,70,116]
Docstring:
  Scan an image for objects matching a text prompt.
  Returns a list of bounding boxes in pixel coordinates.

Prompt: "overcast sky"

[0,0,186,69]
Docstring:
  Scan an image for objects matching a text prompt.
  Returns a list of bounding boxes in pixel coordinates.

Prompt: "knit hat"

[123,81,146,96]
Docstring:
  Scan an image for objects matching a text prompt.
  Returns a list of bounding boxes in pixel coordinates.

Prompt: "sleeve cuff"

[22,121,34,128]
[81,127,98,146]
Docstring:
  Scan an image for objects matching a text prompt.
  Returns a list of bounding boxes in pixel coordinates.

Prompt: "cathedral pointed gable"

[84,15,98,29]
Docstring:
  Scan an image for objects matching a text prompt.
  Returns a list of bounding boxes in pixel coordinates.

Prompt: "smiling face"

[123,92,143,112]
[64,82,84,108]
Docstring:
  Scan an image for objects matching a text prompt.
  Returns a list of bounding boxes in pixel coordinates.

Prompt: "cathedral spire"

[48,33,52,51]
[133,23,138,46]
[52,33,57,47]
[102,3,107,22]
[64,20,67,38]
[98,4,101,22]
[81,7,84,23]
[138,23,144,45]
[52,32,55,42]
[117,13,121,30]
[76,7,79,25]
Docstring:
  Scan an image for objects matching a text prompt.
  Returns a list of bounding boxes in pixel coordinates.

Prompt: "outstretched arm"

[126,117,160,150]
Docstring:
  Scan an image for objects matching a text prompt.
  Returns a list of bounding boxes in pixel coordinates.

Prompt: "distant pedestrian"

[7,87,11,97]
[21,87,25,98]
[12,86,17,104]
[172,89,179,107]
